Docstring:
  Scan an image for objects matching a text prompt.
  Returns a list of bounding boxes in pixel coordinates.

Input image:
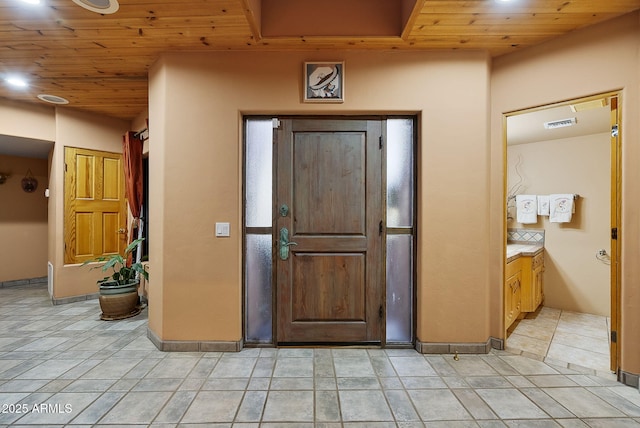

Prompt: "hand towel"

[537,195,550,216]
[549,194,574,223]
[516,195,538,224]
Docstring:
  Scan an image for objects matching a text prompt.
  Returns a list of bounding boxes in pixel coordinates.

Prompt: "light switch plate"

[215,222,230,237]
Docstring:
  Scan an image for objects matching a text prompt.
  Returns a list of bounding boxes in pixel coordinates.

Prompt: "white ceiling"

[507,100,611,146]
[0,135,53,159]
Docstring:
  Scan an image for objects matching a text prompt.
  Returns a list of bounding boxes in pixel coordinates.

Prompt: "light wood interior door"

[64,147,127,264]
[276,118,384,344]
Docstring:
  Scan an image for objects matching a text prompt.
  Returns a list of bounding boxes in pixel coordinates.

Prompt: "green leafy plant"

[83,238,149,285]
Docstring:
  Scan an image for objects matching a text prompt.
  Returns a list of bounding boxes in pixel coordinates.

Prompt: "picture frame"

[303,62,344,103]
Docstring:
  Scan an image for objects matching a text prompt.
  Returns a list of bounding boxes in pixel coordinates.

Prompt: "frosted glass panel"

[245,234,273,342]
[245,119,273,227]
[386,234,413,343]
[387,119,414,228]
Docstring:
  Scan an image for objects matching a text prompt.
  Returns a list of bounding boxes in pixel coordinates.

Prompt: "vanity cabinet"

[520,250,545,313]
[505,247,545,331]
[505,257,522,330]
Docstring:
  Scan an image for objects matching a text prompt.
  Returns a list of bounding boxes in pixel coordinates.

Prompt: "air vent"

[71,0,119,14]
[543,117,577,129]
[37,94,69,105]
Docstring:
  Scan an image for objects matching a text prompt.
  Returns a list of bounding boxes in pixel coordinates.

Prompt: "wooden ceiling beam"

[401,0,427,40]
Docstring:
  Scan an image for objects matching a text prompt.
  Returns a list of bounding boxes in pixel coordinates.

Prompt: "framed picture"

[304,62,344,103]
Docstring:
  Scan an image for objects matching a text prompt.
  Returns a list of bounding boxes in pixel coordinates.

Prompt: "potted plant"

[83,237,148,320]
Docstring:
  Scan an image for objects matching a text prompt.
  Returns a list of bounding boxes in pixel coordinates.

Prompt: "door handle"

[279,227,298,260]
[118,228,126,234]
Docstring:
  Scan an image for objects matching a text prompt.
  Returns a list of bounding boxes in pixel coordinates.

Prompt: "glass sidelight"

[244,117,416,345]
[385,118,415,344]
[244,119,274,343]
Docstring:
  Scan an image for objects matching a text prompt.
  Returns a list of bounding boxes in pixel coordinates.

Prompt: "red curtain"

[122,131,143,246]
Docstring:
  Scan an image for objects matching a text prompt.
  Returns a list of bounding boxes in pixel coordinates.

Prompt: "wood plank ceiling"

[1,0,639,121]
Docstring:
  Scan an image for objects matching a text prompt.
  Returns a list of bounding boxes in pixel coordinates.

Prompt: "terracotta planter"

[98,282,141,320]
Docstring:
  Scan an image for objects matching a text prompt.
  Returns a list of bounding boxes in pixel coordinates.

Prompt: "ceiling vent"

[72,0,119,14]
[37,94,69,105]
[543,117,577,129]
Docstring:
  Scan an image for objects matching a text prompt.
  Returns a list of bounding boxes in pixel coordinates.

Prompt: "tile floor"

[1,284,640,427]
[507,306,612,376]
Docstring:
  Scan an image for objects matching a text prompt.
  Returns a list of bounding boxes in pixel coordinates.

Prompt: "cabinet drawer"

[506,257,522,277]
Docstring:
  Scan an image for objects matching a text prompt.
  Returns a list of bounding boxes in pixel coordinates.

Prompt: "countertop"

[507,243,544,263]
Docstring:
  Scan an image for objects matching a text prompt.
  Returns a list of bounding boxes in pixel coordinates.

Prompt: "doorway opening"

[503,92,621,374]
[243,116,417,347]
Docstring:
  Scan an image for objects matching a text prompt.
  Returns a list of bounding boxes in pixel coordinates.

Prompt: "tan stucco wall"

[148,50,493,344]
[48,109,130,299]
[0,154,48,283]
[507,133,611,316]
[491,11,640,374]
[0,100,55,143]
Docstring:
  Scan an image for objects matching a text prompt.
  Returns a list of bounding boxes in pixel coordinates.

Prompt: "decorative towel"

[537,195,550,216]
[549,194,574,223]
[516,195,538,224]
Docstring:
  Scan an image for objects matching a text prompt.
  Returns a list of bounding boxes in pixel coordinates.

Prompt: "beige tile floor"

[1,284,639,427]
[507,306,612,376]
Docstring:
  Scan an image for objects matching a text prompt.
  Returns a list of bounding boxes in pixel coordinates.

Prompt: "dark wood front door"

[276,118,384,344]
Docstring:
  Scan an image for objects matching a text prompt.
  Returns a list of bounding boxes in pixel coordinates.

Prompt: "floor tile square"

[100,391,173,424]
[333,357,376,377]
[180,390,244,423]
[262,390,314,422]
[210,356,256,378]
[476,388,548,419]
[273,357,313,377]
[389,356,437,377]
[408,388,472,421]
[542,387,626,418]
[339,390,394,421]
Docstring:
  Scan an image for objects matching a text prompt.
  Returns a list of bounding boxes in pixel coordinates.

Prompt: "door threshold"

[277,341,382,348]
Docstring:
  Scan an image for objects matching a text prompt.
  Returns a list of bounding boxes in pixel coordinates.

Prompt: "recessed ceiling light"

[37,94,70,105]
[71,0,119,14]
[5,76,29,88]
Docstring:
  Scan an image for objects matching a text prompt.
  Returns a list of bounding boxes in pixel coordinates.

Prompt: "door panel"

[292,253,365,321]
[293,133,365,234]
[276,118,384,344]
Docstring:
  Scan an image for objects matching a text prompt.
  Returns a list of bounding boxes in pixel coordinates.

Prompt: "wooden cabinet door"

[64,147,127,264]
[505,258,522,330]
[505,271,521,329]
[275,119,384,344]
[532,253,544,308]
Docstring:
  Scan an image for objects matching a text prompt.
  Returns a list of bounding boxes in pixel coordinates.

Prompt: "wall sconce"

[21,169,38,193]
[0,173,9,184]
